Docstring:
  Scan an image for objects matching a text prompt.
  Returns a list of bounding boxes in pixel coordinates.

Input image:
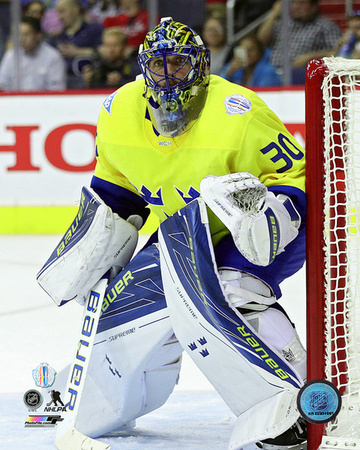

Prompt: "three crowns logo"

[188,337,209,357]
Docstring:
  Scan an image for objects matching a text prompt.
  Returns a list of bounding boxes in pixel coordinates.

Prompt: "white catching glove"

[200,173,301,266]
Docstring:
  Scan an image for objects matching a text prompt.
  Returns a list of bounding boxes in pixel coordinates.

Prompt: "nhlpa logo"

[103,91,118,115]
[224,94,252,115]
[45,390,66,412]
[32,363,57,388]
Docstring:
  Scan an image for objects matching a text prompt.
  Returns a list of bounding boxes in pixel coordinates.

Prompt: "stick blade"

[55,426,110,450]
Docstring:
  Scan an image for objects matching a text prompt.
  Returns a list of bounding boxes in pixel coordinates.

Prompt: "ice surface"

[0,235,306,449]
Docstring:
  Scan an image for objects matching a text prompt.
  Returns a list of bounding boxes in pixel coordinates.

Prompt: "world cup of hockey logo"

[32,363,57,388]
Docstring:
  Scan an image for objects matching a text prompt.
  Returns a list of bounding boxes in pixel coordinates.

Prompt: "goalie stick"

[55,275,110,450]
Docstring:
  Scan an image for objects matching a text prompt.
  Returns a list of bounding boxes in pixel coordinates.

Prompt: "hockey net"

[306,57,360,449]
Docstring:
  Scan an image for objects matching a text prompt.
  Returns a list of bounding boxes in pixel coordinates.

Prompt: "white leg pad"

[80,314,182,438]
[159,235,303,447]
[54,309,182,438]
[158,198,304,447]
[229,390,299,449]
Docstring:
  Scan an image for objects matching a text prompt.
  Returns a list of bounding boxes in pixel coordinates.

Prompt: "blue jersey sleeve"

[91,176,150,225]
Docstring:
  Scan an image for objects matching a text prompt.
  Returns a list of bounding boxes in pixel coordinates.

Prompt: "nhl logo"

[23,389,43,410]
[32,362,57,388]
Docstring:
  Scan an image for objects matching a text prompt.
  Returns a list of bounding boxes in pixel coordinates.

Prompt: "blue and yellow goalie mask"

[138,17,210,138]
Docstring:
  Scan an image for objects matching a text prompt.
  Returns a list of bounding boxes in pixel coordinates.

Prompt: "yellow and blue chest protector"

[91,75,306,298]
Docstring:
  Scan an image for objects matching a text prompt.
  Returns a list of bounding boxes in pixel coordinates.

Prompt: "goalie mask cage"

[306,57,360,450]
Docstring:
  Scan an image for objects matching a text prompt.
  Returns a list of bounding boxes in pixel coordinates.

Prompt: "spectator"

[257,0,341,82]
[3,0,47,52]
[23,0,63,40]
[202,15,231,75]
[103,0,148,56]
[88,0,123,25]
[22,0,46,21]
[220,35,281,87]
[82,27,138,88]
[22,0,54,38]
[49,0,103,88]
[0,16,66,91]
[42,0,63,37]
[335,12,360,59]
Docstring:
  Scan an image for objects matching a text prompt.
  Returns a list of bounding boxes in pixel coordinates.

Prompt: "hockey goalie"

[37,17,307,450]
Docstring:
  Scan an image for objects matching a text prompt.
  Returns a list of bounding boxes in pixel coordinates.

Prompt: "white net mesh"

[321,57,360,444]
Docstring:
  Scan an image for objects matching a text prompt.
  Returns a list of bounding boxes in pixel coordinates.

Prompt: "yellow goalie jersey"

[93,75,305,245]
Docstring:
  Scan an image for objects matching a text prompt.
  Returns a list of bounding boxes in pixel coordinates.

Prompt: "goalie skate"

[256,418,307,450]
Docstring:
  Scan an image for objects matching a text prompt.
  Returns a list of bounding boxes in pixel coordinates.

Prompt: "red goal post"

[306,57,360,449]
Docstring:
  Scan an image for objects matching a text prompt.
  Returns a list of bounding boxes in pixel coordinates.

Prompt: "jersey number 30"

[261,133,304,173]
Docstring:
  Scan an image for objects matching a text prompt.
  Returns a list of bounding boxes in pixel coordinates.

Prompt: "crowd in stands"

[0,0,358,92]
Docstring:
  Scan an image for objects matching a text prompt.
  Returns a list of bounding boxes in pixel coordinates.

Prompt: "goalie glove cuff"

[235,192,301,266]
[233,191,301,266]
[200,173,301,266]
